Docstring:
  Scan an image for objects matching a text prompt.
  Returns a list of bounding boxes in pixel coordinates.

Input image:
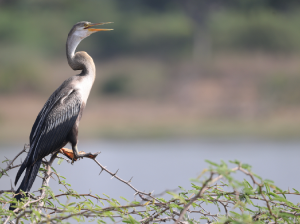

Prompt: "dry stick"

[12,153,58,216]
[259,185,278,223]
[29,155,162,222]
[174,172,214,224]
[51,171,71,192]
[48,193,108,201]
[238,167,278,223]
[38,152,59,212]
[8,149,292,223]
[198,203,218,221]
[174,166,240,224]
[38,202,164,224]
[0,190,15,194]
[92,158,163,204]
[1,145,28,177]
[141,206,170,224]
[7,149,165,223]
[3,216,11,224]
[3,146,29,224]
[56,155,71,163]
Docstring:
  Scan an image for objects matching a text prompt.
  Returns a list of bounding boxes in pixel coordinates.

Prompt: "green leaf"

[51,166,57,173]
[205,160,219,167]
[32,210,41,220]
[265,179,274,184]
[120,196,129,202]
[88,199,94,206]
[178,186,186,191]
[229,160,240,165]
[57,158,64,165]
[241,163,252,170]
[131,201,140,205]
[67,202,76,207]
[253,173,262,181]
[43,199,54,207]
[265,183,271,193]
[122,215,140,224]
[243,179,252,188]
[103,193,110,198]
[245,195,254,206]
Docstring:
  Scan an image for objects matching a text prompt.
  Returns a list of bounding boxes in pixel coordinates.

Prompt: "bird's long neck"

[66,34,95,76]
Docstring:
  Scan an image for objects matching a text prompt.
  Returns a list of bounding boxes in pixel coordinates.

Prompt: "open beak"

[85,22,114,32]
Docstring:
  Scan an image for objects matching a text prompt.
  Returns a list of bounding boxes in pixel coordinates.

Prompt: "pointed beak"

[86,22,114,32]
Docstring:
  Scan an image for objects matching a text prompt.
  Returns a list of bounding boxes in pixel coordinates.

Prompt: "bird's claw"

[59,148,100,162]
[88,151,101,159]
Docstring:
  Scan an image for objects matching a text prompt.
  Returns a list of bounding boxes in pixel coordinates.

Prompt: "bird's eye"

[84,23,89,29]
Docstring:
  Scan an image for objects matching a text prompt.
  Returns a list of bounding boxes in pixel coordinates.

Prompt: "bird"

[9,21,113,210]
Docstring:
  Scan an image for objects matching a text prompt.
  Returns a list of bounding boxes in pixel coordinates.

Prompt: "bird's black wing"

[15,88,81,185]
[31,90,81,161]
[29,81,70,144]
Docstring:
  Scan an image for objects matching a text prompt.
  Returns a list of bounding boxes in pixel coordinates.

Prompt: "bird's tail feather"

[9,159,42,211]
[15,159,28,186]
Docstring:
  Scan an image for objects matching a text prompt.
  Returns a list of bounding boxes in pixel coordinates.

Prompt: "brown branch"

[93,158,163,204]
[174,172,214,224]
[12,152,58,214]
[141,206,170,224]
[1,144,28,177]
[38,152,59,211]
[48,193,108,201]
[38,202,166,223]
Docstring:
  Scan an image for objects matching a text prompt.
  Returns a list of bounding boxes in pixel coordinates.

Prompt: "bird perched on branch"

[10,21,113,210]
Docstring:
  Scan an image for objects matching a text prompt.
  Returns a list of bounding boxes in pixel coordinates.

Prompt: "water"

[1,140,300,222]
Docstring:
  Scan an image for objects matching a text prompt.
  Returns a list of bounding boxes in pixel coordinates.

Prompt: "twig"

[93,158,163,203]
[0,145,28,177]
[174,173,214,224]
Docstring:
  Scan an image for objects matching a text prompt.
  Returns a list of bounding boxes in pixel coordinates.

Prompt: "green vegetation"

[211,10,300,52]
[1,0,300,94]
[260,74,300,107]
[1,151,300,223]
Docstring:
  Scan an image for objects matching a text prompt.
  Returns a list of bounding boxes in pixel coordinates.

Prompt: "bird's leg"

[71,144,101,163]
[72,145,81,159]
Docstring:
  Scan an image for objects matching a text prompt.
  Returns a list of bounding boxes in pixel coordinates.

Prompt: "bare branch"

[0,144,28,177]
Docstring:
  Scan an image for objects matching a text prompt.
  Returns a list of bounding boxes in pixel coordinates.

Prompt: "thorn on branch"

[99,167,105,176]
[128,176,133,183]
[10,179,14,191]
[111,169,119,179]
[4,157,10,166]
[50,173,56,181]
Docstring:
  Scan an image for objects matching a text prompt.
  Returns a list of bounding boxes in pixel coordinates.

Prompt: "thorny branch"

[0,144,28,179]
[1,148,300,224]
[175,172,214,224]
[93,158,163,203]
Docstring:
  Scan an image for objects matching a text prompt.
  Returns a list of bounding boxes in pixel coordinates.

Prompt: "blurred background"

[2,1,300,220]
[1,0,300,142]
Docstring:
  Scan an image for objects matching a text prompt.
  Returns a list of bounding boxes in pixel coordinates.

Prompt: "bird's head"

[69,21,113,40]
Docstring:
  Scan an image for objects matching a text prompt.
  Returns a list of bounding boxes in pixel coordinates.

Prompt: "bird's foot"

[60,148,77,163]
[86,151,101,159]
[59,148,101,163]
